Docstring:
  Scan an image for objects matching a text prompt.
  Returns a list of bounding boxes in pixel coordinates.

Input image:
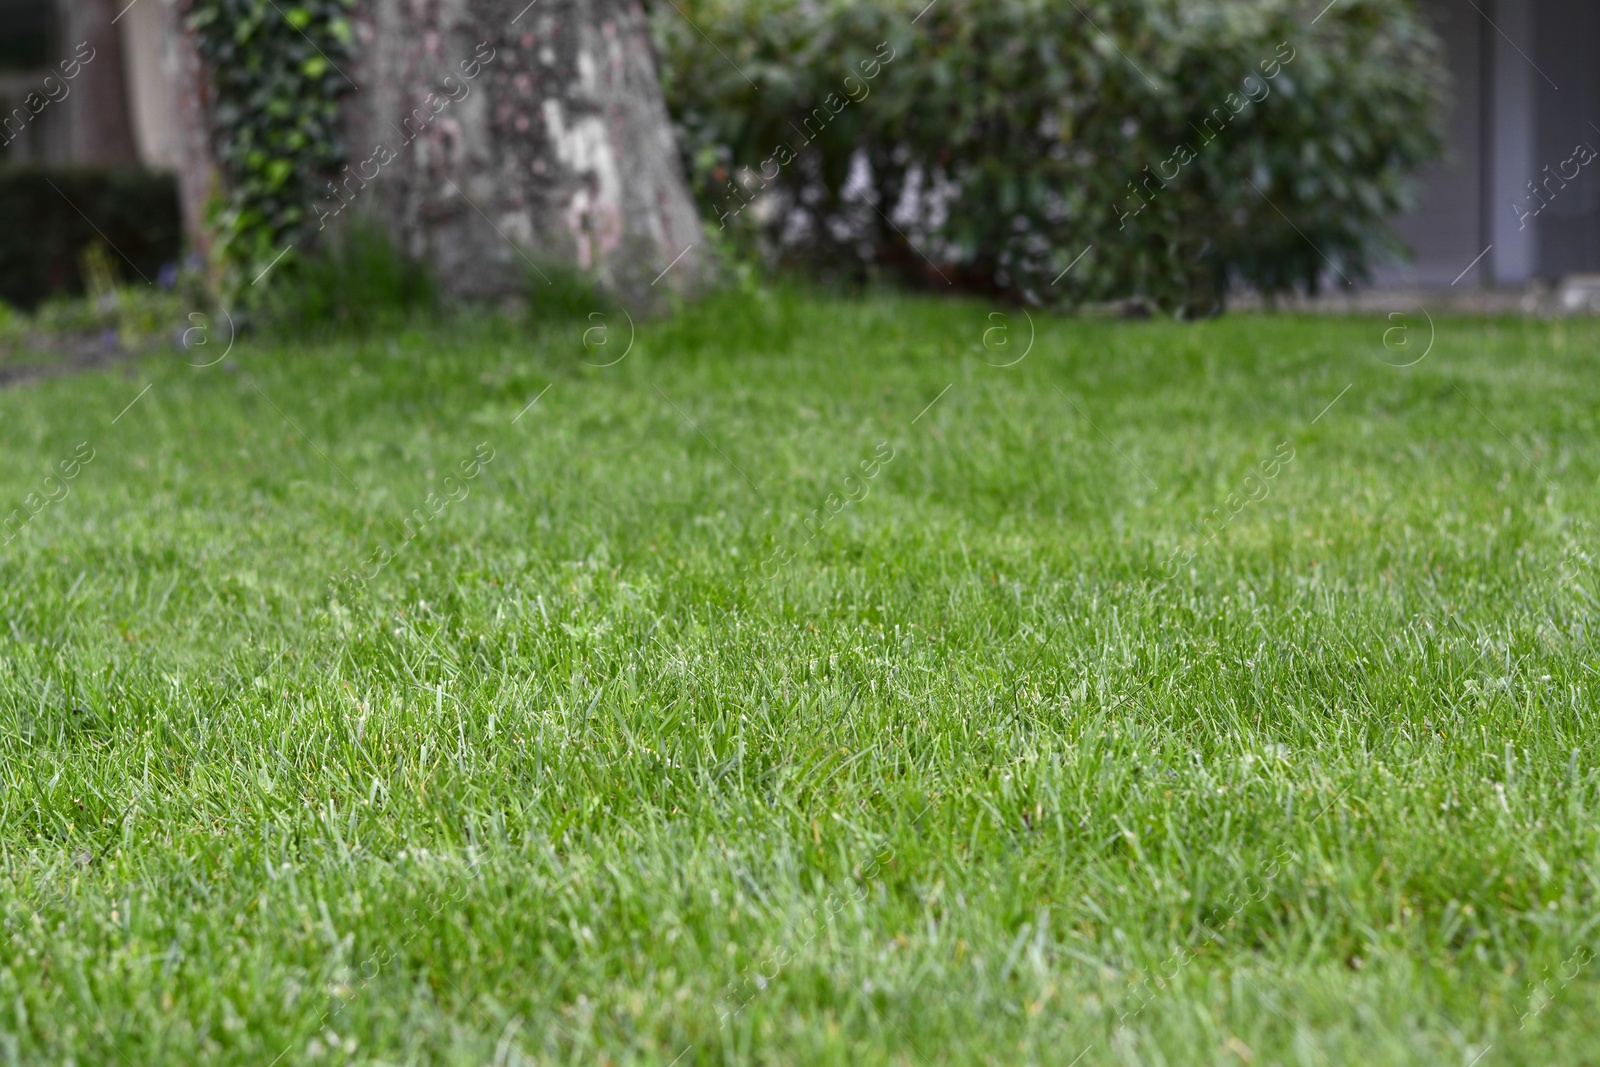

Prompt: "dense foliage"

[655,0,1449,313]
[186,0,356,290]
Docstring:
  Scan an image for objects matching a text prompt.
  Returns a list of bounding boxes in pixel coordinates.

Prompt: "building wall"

[1380,0,1487,287]
[1530,0,1600,277]
[1364,0,1600,287]
[0,67,71,162]
[59,0,139,164]
[0,0,68,164]
[0,0,141,166]
[1488,0,1539,283]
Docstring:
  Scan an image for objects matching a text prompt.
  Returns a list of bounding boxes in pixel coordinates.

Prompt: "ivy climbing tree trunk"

[339,0,707,302]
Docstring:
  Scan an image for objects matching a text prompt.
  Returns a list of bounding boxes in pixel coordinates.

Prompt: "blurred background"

[2,0,1599,333]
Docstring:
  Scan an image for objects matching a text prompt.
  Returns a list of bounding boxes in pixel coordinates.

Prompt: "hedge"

[655,0,1449,313]
[0,167,182,309]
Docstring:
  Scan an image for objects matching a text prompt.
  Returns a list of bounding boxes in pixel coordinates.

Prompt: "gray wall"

[1488,0,1538,283]
[1531,0,1600,277]
[1381,0,1488,287]
[1393,0,1600,286]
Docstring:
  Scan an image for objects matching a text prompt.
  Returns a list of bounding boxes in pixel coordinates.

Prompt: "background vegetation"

[0,0,1451,322]
[0,167,180,309]
[186,0,357,291]
[656,0,1448,312]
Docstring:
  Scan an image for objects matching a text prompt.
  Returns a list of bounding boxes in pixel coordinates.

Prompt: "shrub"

[654,0,1448,313]
[250,218,435,337]
[0,167,182,310]
[525,263,612,325]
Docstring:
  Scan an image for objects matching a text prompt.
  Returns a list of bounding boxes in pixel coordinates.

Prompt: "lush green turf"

[2,289,1598,1065]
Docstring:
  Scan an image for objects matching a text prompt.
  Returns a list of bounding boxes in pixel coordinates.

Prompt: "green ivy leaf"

[266,159,294,189]
[189,0,359,294]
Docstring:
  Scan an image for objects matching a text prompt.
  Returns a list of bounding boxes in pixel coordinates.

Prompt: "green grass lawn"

[2,289,1598,1065]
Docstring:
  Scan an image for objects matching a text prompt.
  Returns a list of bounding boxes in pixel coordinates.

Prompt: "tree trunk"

[150,0,220,260]
[342,0,706,304]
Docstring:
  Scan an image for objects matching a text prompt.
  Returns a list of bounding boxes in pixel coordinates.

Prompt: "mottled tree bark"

[62,0,140,164]
[341,0,706,303]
